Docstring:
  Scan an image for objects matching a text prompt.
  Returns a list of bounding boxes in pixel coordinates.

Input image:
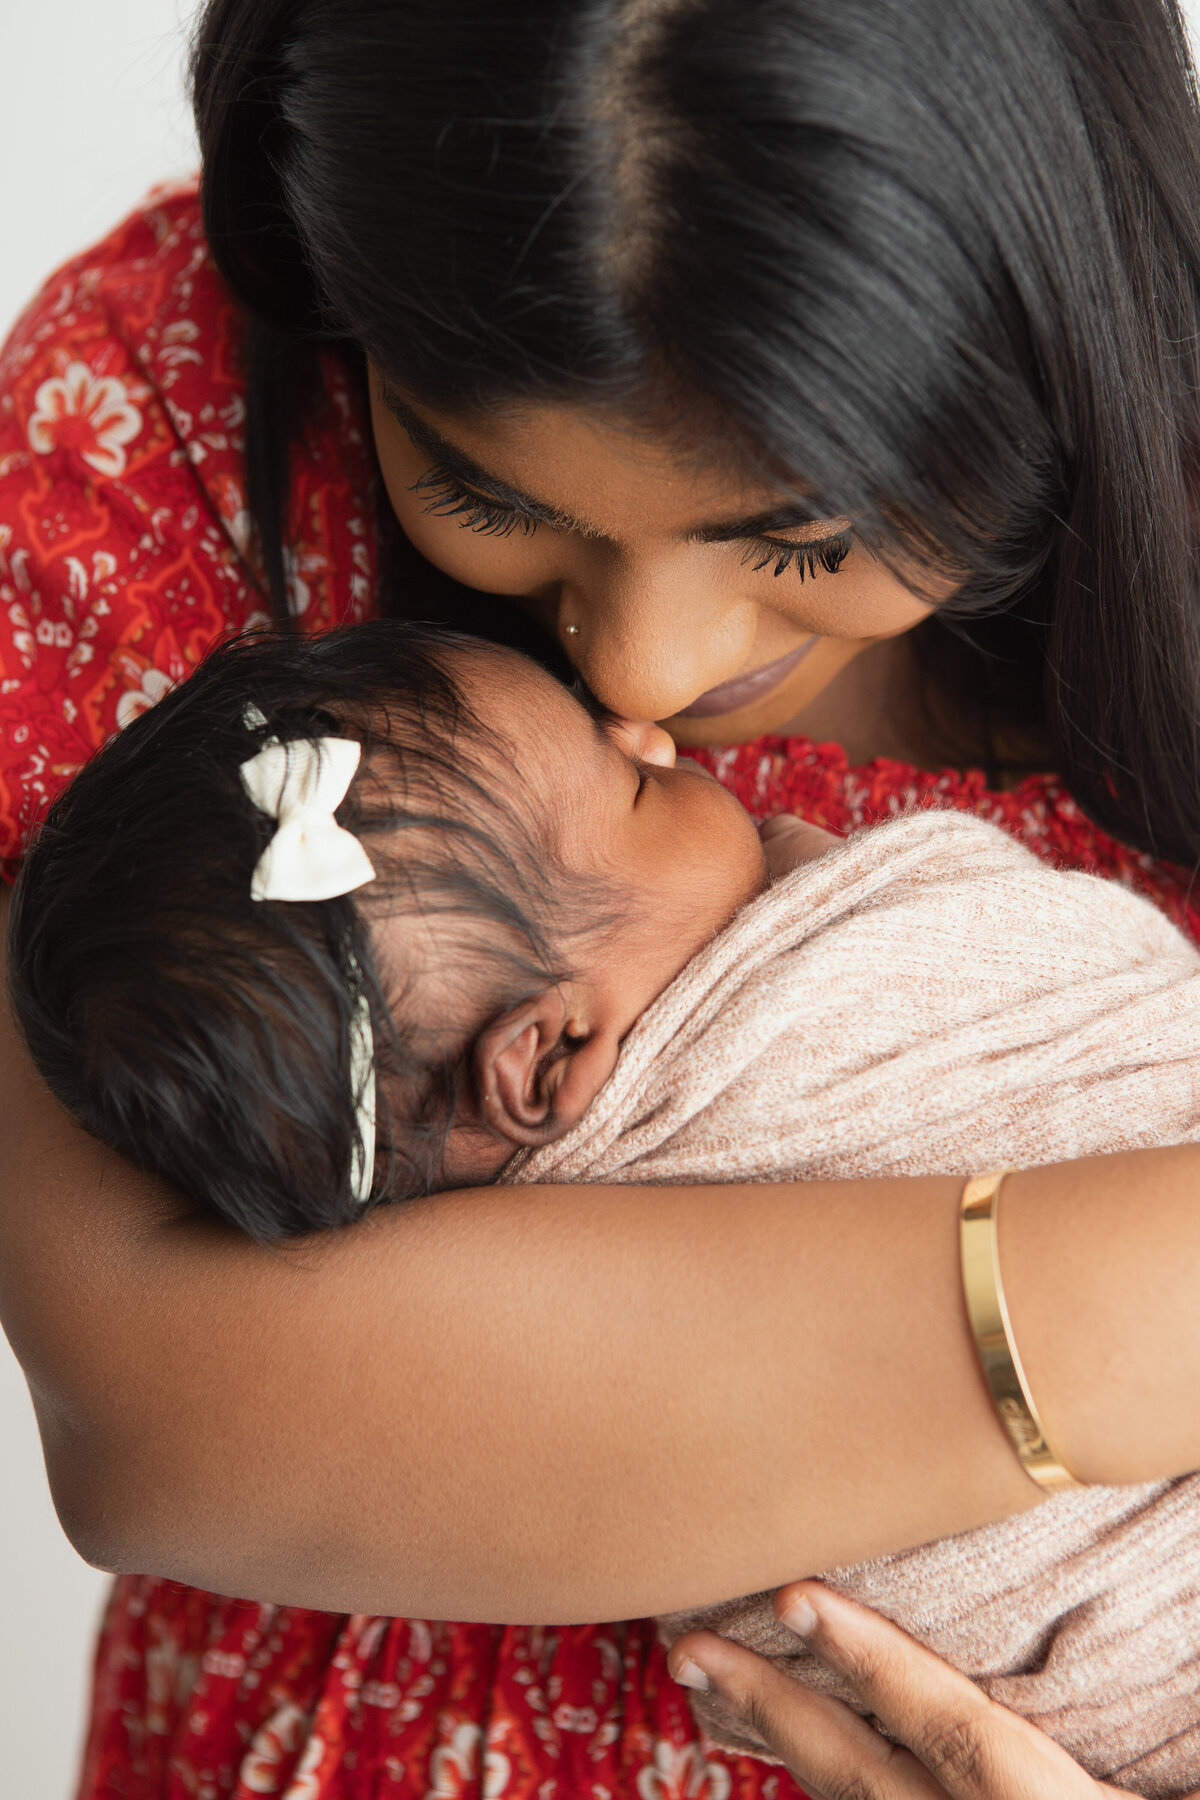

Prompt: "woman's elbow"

[35,1406,157,1576]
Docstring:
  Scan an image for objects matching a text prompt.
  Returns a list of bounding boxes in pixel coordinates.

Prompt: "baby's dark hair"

[7,624,592,1239]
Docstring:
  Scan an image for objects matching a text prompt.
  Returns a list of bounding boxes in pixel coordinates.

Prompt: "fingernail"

[671,1656,711,1692]
[779,1597,819,1640]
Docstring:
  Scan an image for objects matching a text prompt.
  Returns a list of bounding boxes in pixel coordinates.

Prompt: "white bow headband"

[239,711,377,1206]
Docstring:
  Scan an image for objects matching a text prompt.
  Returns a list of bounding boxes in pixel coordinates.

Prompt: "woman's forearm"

[999,1142,1200,1488]
[2,895,1197,1622]
[0,1068,1031,1621]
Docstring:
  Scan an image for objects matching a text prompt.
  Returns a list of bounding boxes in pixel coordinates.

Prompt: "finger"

[758,814,841,876]
[669,1629,947,1800]
[768,1583,1102,1797]
[758,813,841,848]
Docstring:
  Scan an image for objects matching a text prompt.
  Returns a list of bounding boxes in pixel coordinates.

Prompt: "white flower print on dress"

[353,1616,389,1662]
[282,547,312,617]
[636,1741,732,1800]
[144,1628,201,1736]
[426,1721,482,1799]
[27,361,143,478]
[241,1702,309,1792]
[282,1732,327,1800]
[483,1746,512,1798]
[553,1704,599,1734]
[116,666,174,729]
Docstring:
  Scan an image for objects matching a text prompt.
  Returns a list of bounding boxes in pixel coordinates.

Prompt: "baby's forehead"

[448,640,591,728]
[440,642,615,820]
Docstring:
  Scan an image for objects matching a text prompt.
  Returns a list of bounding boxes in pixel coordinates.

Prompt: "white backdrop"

[5,4,1200,1796]
[0,9,198,1794]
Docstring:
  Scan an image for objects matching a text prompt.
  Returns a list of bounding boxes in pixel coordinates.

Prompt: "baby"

[9,621,1200,1796]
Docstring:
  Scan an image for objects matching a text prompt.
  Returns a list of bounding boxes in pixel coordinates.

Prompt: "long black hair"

[193,0,1200,868]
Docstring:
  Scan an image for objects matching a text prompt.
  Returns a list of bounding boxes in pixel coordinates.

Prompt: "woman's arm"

[2,884,1198,1624]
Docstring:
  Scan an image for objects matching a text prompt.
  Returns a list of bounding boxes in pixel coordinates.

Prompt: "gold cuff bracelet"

[960,1170,1081,1493]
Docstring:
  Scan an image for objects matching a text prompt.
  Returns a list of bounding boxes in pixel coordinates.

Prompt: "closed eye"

[742,528,853,580]
[411,465,541,538]
[411,459,854,580]
[576,695,650,797]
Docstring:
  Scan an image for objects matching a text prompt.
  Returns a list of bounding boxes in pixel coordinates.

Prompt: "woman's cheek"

[769,552,937,640]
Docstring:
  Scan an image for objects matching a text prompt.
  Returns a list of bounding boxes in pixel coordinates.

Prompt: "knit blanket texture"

[505,811,1200,1796]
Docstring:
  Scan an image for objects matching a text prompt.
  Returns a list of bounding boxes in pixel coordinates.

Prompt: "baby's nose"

[607,717,677,768]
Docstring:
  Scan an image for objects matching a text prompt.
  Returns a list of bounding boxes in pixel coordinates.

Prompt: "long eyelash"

[411,465,539,539]
[744,528,854,580]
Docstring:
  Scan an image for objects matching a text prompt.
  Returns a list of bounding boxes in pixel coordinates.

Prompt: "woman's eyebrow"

[381,385,844,543]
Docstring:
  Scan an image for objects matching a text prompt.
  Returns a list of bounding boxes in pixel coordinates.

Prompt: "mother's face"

[369,370,943,743]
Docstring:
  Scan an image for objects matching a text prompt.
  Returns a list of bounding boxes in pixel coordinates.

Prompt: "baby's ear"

[474,986,617,1147]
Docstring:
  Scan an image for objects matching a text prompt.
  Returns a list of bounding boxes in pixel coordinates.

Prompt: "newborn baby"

[9,621,1200,1795]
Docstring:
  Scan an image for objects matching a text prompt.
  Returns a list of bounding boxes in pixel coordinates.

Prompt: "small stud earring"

[565,623,580,636]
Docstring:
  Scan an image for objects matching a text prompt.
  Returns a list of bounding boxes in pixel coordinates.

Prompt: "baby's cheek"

[682,784,769,920]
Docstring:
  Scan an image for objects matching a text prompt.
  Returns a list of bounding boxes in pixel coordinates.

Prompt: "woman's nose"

[557,562,757,721]
[604,716,678,768]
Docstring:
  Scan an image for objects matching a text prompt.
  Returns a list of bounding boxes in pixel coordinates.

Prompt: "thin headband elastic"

[239,708,378,1206]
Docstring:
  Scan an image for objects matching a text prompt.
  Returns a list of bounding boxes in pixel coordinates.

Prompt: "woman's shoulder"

[688,735,1200,944]
[0,186,377,878]
[0,182,235,470]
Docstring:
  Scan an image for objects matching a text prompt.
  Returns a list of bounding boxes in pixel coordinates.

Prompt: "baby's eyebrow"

[567,685,639,771]
[571,684,624,753]
[380,384,844,545]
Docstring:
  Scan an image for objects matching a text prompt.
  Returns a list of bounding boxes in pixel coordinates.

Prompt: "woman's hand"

[667,1580,1180,1799]
[759,814,843,878]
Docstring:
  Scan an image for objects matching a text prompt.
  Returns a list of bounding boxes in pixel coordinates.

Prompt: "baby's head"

[8,623,765,1237]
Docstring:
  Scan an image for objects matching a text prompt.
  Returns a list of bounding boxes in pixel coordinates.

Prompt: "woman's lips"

[676,638,819,719]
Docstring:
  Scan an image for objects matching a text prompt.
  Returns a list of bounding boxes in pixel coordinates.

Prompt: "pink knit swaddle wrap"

[504,811,1200,1796]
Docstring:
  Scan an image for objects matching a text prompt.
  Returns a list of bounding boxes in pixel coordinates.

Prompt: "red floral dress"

[2,189,1197,1800]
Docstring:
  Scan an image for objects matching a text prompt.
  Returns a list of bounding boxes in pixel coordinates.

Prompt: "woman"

[2,1,1200,1795]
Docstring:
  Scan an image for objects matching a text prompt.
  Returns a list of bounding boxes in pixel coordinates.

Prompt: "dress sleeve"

[0,187,268,881]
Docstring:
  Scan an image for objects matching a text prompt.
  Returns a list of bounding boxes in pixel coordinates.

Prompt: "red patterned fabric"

[686,742,1200,943]
[1,191,1196,1800]
[0,181,377,883]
